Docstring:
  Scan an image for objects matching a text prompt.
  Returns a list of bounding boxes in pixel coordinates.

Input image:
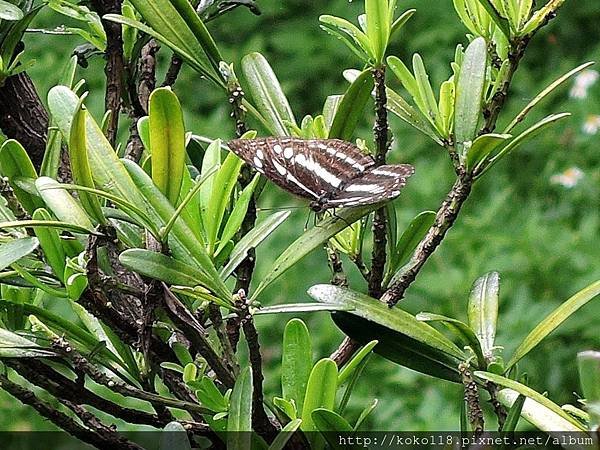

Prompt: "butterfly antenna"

[330,208,352,228]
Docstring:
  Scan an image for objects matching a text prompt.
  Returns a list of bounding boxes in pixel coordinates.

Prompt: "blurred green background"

[2,0,599,433]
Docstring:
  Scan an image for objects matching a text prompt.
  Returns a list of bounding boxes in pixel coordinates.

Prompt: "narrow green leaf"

[227,367,253,449]
[438,80,455,137]
[242,52,296,136]
[390,8,415,39]
[578,351,600,430]
[323,95,343,131]
[0,237,39,271]
[250,205,379,301]
[149,87,187,204]
[69,100,106,224]
[387,56,421,108]
[454,36,487,154]
[354,399,378,431]
[507,280,600,370]
[312,409,353,441]
[216,174,260,256]
[481,113,571,176]
[268,419,302,450]
[467,271,499,358]
[477,372,585,430]
[0,328,55,358]
[119,249,229,303]
[412,54,441,130]
[282,319,312,413]
[301,358,338,432]
[329,69,374,140]
[220,211,290,280]
[338,340,378,385]
[0,139,43,213]
[35,177,93,230]
[520,0,567,36]
[319,15,373,61]
[500,393,526,434]
[416,312,486,369]
[474,0,511,37]
[0,220,94,235]
[32,209,66,282]
[308,285,465,381]
[366,0,390,64]
[504,62,594,133]
[252,303,351,316]
[386,211,436,285]
[466,133,512,170]
[206,152,243,254]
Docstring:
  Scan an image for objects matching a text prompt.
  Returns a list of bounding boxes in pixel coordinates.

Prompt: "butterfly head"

[309,195,330,213]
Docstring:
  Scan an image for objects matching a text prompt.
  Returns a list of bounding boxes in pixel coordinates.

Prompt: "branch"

[460,362,484,435]
[162,54,183,87]
[0,371,142,449]
[368,66,390,299]
[91,0,125,146]
[325,244,348,287]
[238,290,279,439]
[0,72,49,169]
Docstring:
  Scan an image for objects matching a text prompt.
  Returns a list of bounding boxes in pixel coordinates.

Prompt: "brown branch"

[238,291,279,440]
[325,244,348,287]
[460,362,484,435]
[7,359,167,428]
[0,371,141,450]
[162,284,236,388]
[0,72,49,169]
[91,0,125,147]
[162,54,183,87]
[485,381,508,430]
[368,66,390,299]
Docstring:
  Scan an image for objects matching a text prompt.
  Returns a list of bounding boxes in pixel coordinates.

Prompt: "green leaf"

[507,280,600,370]
[467,271,499,358]
[193,376,228,412]
[520,0,567,36]
[282,319,312,413]
[308,285,465,382]
[206,152,243,255]
[0,328,55,358]
[268,419,302,450]
[69,99,106,224]
[438,80,455,137]
[216,174,260,256]
[273,396,297,420]
[386,211,436,285]
[416,312,486,369]
[319,15,373,61]
[480,113,571,176]
[329,69,374,140]
[0,237,39,271]
[354,399,378,431]
[366,0,390,64]
[32,209,67,282]
[250,205,379,301]
[35,177,93,230]
[242,52,296,136]
[0,139,43,213]
[390,8,416,39]
[477,372,586,430]
[466,133,512,170]
[474,0,511,37]
[338,340,378,385]
[301,358,338,433]
[578,351,600,430]
[119,249,230,304]
[412,54,441,131]
[149,88,187,205]
[252,303,352,316]
[501,393,526,434]
[227,367,253,449]
[220,211,290,280]
[159,422,192,450]
[323,95,343,130]
[312,409,353,449]
[0,219,94,236]
[0,1,23,21]
[387,56,422,110]
[454,36,487,155]
[503,62,594,133]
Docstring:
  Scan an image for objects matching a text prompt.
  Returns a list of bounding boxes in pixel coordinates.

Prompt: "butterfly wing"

[228,138,375,201]
[326,164,415,208]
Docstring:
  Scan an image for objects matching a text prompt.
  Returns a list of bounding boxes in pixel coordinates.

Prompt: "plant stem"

[162,54,184,87]
[460,362,484,435]
[485,381,508,430]
[0,371,143,450]
[91,0,125,147]
[240,304,280,439]
[368,66,390,299]
[325,244,348,287]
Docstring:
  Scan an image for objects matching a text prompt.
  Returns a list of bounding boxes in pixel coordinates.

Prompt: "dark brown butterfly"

[228,137,414,212]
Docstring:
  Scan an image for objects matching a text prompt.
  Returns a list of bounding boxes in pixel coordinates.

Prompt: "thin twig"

[368,66,390,299]
[485,381,508,430]
[460,362,484,435]
[162,54,184,87]
[0,371,142,449]
[238,290,280,439]
[90,0,125,147]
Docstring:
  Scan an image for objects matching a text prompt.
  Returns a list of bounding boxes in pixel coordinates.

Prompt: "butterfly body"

[228,137,414,212]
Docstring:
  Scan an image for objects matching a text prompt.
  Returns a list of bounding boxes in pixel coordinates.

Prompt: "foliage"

[0,0,597,446]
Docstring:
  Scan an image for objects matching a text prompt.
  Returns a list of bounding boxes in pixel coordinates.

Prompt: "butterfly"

[227,137,414,212]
